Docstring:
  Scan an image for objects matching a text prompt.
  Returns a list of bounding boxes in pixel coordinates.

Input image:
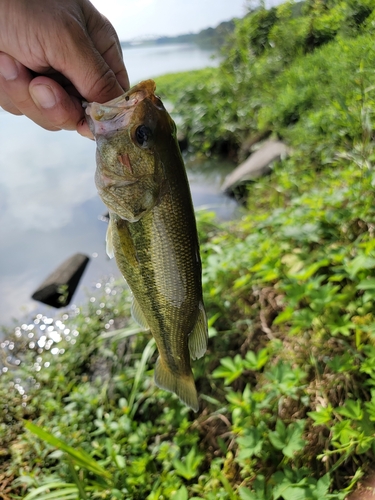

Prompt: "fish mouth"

[84,80,157,136]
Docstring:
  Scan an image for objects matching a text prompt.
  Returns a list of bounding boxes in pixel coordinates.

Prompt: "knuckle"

[48,100,82,131]
[88,68,120,102]
[0,92,22,115]
[37,106,76,131]
[55,117,77,131]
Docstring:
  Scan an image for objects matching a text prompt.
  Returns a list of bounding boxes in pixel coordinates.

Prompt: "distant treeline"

[120,19,236,50]
[119,3,308,50]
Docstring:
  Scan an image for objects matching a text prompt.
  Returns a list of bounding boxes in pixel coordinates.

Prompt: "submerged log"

[221,140,289,195]
[31,253,90,308]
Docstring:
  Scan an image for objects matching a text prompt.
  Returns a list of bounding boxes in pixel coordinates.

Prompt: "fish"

[84,80,208,411]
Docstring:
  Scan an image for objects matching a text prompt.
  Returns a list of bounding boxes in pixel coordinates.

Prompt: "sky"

[90,0,250,41]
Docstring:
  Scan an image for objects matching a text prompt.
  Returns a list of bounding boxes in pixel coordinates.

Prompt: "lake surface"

[0,44,237,326]
[123,43,219,84]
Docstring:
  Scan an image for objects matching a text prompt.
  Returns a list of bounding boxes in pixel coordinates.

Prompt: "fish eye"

[135,125,152,148]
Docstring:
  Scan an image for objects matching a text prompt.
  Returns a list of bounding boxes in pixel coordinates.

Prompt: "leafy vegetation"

[2,0,375,498]
[156,0,375,160]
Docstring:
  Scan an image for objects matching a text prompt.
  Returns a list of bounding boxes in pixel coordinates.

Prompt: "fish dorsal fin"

[154,357,199,412]
[188,302,208,360]
[131,296,150,330]
[106,219,114,259]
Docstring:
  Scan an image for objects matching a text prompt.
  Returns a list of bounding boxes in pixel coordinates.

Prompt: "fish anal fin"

[106,218,114,259]
[188,302,208,360]
[131,296,149,330]
[154,357,199,412]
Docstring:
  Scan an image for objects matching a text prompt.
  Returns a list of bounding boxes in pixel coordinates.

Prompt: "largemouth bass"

[85,80,208,411]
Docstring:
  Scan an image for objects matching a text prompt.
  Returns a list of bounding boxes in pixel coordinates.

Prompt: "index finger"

[54,7,129,103]
[84,8,130,92]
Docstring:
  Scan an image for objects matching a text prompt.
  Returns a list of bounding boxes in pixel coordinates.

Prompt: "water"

[0,44,237,326]
[123,43,219,84]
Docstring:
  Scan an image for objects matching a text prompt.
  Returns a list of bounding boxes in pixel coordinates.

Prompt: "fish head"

[85,80,175,222]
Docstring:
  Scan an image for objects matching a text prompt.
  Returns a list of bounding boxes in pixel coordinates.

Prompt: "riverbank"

[3,152,375,498]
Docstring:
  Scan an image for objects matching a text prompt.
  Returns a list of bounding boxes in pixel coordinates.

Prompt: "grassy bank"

[2,156,375,499]
[2,0,375,498]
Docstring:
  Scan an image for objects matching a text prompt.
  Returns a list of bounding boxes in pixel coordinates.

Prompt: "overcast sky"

[90,0,250,41]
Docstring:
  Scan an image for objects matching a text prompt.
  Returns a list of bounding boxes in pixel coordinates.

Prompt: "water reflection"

[187,157,238,219]
[0,277,131,413]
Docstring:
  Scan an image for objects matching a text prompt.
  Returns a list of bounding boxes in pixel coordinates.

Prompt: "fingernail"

[30,84,57,109]
[0,53,19,81]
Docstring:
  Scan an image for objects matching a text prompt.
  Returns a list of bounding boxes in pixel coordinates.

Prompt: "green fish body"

[85,80,208,411]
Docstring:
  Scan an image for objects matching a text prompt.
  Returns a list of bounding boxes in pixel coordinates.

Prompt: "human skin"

[0,0,129,137]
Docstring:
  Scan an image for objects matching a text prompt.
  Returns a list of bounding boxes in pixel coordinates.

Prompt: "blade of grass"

[24,421,111,479]
[23,483,79,500]
[68,458,88,500]
[129,337,156,418]
[219,472,238,500]
[100,326,145,340]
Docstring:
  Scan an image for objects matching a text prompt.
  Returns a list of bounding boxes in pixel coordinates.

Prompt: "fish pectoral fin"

[106,218,114,259]
[188,302,208,360]
[154,357,199,412]
[116,217,139,268]
[131,296,150,330]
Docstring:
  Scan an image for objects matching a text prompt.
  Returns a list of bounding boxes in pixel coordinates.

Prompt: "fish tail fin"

[154,357,199,412]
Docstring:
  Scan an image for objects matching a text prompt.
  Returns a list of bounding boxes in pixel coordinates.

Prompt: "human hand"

[0,0,129,137]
